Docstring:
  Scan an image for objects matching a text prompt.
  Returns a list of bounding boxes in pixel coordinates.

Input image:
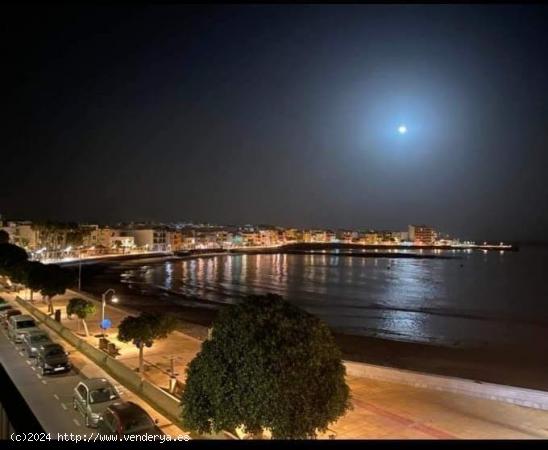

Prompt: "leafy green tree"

[181,294,351,439]
[39,264,73,314]
[0,230,9,244]
[24,261,47,302]
[67,297,96,336]
[9,260,30,286]
[2,260,44,301]
[118,313,177,375]
[0,243,28,278]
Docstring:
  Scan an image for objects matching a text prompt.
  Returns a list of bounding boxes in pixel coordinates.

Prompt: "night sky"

[3,5,548,242]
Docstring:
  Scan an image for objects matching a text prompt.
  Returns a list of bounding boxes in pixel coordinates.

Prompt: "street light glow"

[398,125,407,134]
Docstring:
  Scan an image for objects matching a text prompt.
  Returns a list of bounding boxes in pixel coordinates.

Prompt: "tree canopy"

[0,230,9,244]
[38,264,73,298]
[67,297,96,336]
[0,243,29,276]
[8,260,31,286]
[118,313,177,348]
[118,313,178,374]
[67,297,96,319]
[180,294,351,439]
[24,261,48,293]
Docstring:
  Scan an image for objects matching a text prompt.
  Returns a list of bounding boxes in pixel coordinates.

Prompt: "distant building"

[1,222,38,249]
[240,230,260,247]
[325,230,336,243]
[377,230,396,243]
[336,230,357,243]
[392,231,409,243]
[166,230,184,251]
[408,225,437,244]
[125,229,169,252]
[359,230,379,244]
[258,228,279,246]
[83,226,119,249]
[310,230,327,243]
[110,235,135,250]
[281,228,299,243]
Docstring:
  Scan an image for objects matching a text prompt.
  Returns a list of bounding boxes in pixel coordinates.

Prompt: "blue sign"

[100,319,112,330]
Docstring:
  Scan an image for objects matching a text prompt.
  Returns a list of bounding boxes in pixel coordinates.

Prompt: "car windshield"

[121,414,155,434]
[45,347,64,356]
[17,320,35,328]
[89,387,118,404]
[31,335,50,344]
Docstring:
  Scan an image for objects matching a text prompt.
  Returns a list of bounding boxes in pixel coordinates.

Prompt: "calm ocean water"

[119,246,548,349]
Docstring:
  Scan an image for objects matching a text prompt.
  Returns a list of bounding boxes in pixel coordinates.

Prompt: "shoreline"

[59,241,515,268]
[280,250,456,259]
[74,252,548,392]
[83,277,548,391]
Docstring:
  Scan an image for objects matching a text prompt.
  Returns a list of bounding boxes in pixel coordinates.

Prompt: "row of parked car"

[0,297,164,437]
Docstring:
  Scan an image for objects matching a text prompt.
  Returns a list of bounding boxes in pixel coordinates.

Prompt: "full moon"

[398,125,407,134]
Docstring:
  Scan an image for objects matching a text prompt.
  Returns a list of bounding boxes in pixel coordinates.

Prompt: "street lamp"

[78,248,83,291]
[101,288,118,336]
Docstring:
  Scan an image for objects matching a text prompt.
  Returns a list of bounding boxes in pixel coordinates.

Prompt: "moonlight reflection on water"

[122,248,548,350]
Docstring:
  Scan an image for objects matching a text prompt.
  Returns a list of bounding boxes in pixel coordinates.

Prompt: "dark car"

[36,343,71,375]
[0,301,11,312]
[22,329,52,358]
[97,401,163,437]
[0,303,15,320]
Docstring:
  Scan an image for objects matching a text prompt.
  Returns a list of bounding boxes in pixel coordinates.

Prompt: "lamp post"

[101,288,118,336]
[78,249,83,291]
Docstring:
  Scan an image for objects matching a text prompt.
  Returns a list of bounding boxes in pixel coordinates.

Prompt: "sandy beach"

[72,254,548,392]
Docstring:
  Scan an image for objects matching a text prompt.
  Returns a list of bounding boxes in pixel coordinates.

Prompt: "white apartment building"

[125,229,169,252]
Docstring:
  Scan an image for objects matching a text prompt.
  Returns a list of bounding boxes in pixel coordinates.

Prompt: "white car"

[73,378,121,427]
[7,314,38,343]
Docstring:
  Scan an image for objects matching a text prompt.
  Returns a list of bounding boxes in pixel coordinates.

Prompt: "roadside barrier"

[15,296,182,427]
[142,379,181,419]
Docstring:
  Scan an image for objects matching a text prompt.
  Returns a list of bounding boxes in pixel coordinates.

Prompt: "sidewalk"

[8,288,548,439]
[16,289,202,393]
[1,291,188,438]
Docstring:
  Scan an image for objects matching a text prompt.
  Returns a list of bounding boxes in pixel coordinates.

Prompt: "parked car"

[36,343,71,375]
[73,378,121,427]
[22,329,52,358]
[7,314,38,342]
[2,309,21,328]
[0,304,15,317]
[96,401,163,437]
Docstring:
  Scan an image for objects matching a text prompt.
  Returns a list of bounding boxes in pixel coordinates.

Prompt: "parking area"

[0,296,190,438]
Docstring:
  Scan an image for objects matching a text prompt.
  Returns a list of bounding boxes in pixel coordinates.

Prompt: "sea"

[114,246,548,351]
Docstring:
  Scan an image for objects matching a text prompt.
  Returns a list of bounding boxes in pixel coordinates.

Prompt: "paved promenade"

[6,288,548,439]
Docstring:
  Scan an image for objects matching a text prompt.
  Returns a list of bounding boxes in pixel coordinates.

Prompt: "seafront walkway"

[5,288,548,439]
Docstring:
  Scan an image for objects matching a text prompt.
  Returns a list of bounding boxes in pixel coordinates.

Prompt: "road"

[0,303,189,439]
[0,327,83,435]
